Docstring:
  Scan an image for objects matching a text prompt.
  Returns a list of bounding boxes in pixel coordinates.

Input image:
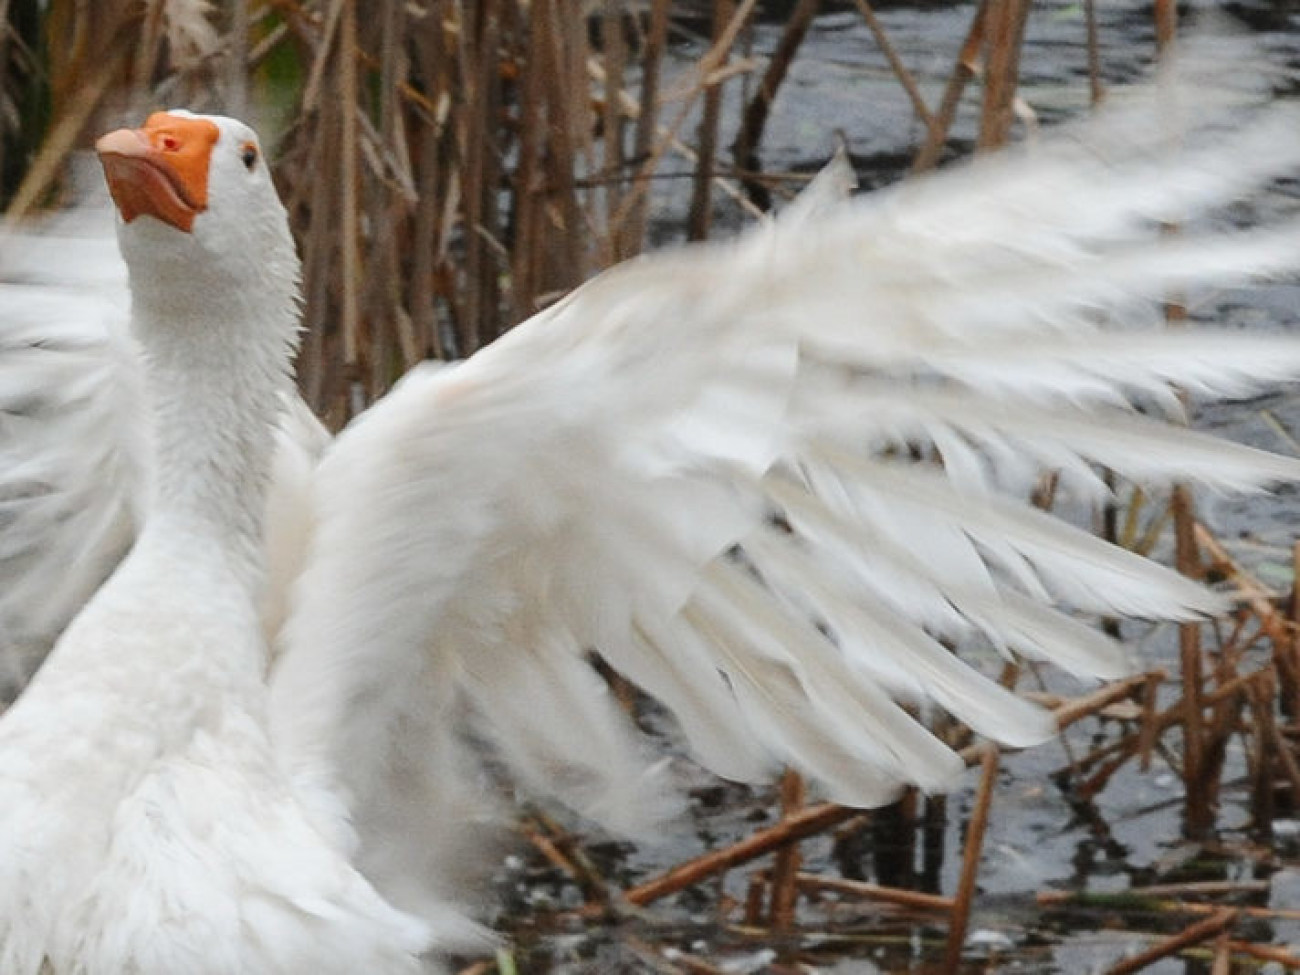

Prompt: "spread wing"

[268,52,1300,932]
[0,198,147,697]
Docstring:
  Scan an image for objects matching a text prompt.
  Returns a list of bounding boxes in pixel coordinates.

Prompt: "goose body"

[3,46,1300,972]
[0,114,434,973]
[0,526,430,973]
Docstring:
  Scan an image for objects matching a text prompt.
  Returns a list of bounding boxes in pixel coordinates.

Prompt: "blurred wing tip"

[996,705,1059,750]
[581,757,688,838]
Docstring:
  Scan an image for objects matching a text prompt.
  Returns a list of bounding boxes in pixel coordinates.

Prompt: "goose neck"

[131,284,295,589]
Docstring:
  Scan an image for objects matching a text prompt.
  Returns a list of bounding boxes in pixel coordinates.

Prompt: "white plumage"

[0,42,1299,973]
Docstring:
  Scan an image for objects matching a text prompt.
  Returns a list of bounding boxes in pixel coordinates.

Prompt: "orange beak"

[95,113,220,232]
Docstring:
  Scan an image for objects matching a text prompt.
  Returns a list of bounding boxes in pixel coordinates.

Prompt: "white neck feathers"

[123,215,301,589]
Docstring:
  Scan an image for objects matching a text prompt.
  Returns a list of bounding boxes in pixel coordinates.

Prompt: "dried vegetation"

[3,0,1300,971]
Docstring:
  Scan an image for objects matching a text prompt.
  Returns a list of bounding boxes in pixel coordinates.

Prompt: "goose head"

[94,110,300,327]
[94,110,300,369]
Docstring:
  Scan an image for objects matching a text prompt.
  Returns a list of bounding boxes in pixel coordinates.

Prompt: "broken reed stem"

[1287,539,1300,720]
[1194,520,1298,811]
[994,673,1158,794]
[688,0,735,240]
[1202,642,1241,816]
[630,708,1075,922]
[600,0,627,267]
[226,0,249,118]
[1055,660,1268,785]
[1039,889,1300,922]
[1110,880,1268,899]
[1246,672,1300,806]
[687,859,981,935]
[913,0,989,171]
[851,0,934,131]
[1173,486,1213,837]
[1064,658,1285,809]
[977,0,1031,150]
[1083,0,1103,105]
[1077,748,1134,802]
[620,0,668,258]
[1195,521,1299,740]
[624,802,859,907]
[1251,680,1277,822]
[511,2,545,326]
[338,0,362,404]
[795,873,953,912]
[1227,940,1300,969]
[524,812,612,906]
[743,870,768,926]
[1045,671,1165,734]
[1102,908,1237,975]
[1193,524,1292,647]
[1138,670,1159,771]
[730,0,821,208]
[1154,0,1179,53]
[942,744,998,973]
[768,769,805,929]
[1211,933,1231,975]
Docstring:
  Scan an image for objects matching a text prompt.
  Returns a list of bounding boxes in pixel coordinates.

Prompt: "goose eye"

[240,142,259,171]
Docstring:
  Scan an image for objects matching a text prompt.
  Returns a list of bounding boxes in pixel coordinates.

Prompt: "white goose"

[3,57,1300,973]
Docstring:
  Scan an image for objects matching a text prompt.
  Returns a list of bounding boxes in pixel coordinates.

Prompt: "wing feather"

[0,206,146,695]
[270,43,1300,928]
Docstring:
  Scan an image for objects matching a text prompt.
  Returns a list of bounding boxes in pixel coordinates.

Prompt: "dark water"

[493,2,1300,972]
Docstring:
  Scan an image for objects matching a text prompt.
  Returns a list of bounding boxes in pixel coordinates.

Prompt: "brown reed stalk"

[912,0,988,171]
[795,873,953,913]
[625,802,860,907]
[4,37,129,219]
[1174,500,1211,836]
[600,0,628,265]
[688,0,735,240]
[851,0,933,132]
[459,0,504,356]
[1227,939,1300,969]
[1247,671,1300,807]
[1284,538,1300,720]
[743,869,768,925]
[226,0,249,118]
[977,0,1030,150]
[1211,933,1230,975]
[1083,0,1103,104]
[730,0,820,209]
[942,744,998,973]
[768,769,805,929]
[1104,909,1238,975]
[338,0,361,401]
[622,0,671,255]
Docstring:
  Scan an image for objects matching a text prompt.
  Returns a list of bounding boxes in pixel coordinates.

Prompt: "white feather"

[270,67,1300,927]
